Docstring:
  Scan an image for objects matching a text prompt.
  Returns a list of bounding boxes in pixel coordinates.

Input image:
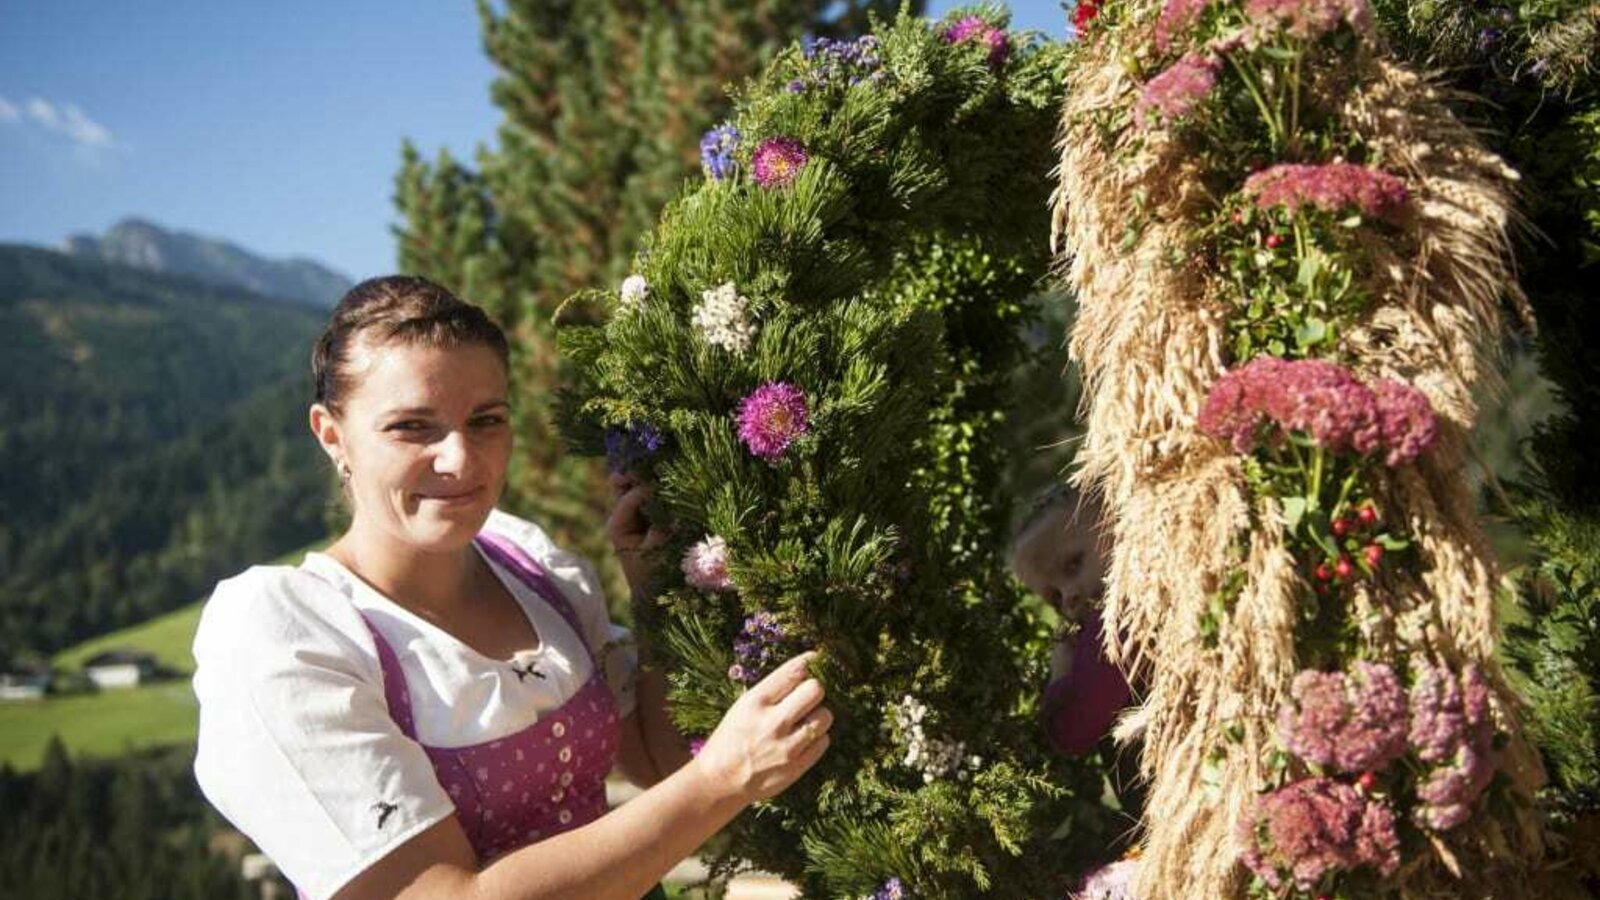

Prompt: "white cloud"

[4,96,115,147]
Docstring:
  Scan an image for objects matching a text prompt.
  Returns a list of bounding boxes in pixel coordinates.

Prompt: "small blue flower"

[604,421,664,473]
[699,123,741,181]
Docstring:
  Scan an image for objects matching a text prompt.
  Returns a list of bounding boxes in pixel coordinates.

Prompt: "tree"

[394,0,917,601]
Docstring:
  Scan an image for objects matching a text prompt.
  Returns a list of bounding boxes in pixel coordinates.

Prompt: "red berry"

[1314,562,1333,581]
[1230,211,1244,226]
[1331,517,1352,537]
[1364,544,1384,567]
[1334,556,1354,579]
[1357,505,1378,526]
[1265,233,1284,249]
[1357,771,1377,792]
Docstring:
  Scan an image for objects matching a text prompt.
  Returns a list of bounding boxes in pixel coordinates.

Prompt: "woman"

[193,276,832,900]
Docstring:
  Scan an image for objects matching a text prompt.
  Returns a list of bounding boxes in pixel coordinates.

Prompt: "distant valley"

[1,235,340,669]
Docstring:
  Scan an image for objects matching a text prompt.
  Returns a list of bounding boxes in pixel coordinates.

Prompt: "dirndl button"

[558,746,572,763]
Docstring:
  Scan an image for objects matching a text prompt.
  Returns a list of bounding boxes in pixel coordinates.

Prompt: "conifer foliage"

[559,9,1110,897]
[393,0,912,582]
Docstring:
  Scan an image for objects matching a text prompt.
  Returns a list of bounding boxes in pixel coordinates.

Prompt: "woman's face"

[314,340,512,553]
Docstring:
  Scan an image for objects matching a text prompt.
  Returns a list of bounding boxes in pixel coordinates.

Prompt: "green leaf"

[1282,495,1308,532]
[1295,317,1328,349]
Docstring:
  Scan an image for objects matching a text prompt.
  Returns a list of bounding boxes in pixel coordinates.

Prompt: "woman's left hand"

[606,472,671,596]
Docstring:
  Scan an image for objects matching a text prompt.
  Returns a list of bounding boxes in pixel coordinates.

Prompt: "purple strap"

[358,532,593,740]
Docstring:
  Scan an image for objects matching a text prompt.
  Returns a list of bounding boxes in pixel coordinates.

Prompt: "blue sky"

[0,1,1070,280]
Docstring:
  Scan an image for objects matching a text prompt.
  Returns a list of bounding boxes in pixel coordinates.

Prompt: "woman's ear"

[308,403,343,467]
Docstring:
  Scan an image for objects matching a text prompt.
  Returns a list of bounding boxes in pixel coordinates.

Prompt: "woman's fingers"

[786,706,834,752]
[605,485,653,541]
[608,472,637,498]
[772,677,826,729]
[749,652,816,705]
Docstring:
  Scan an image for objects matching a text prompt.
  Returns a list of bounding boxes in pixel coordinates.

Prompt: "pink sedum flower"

[682,535,735,592]
[1136,53,1220,126]
[1372,379,1438,467]
[1156,0,1213,52]
[1240,777,1401,891]
[1278,661,1409,774]
[1244,0,1373,38]
[1242,163,1409,222]
[1408,662,1496,831]
[737,381,810,460]
[751,137,809,188]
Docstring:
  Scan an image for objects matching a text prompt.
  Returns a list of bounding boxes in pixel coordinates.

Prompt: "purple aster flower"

[1155,0,1212,52]
[682,535,735,592]
[603,421,664,474]
[1372,379,1438,467]
[737,381,810,460]
[1239,777,1400,891]
[942,15,1011,67]
[870,877,907,900]
[1277,662,1409,774]
[751,137,809,189]
[730,611,787,685]
[1242,163,1409,222]
[1136,53,1220,127]
[700,122,741,181]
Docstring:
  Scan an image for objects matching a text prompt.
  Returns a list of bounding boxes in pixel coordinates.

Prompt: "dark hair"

[312,275,509,414]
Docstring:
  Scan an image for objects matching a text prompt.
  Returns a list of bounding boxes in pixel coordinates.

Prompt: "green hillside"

[51,603,205,676]
[0,244,334,666]
[0,683,198,771]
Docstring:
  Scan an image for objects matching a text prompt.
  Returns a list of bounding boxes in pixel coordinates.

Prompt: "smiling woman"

[191,276,834,900]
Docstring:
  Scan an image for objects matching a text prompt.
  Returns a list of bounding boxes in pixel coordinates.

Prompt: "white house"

[84,649,157,690]
[0,671,49,701]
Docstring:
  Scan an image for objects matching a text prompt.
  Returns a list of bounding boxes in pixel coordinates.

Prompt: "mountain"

[63,217,351,308]
[0,244,332,665]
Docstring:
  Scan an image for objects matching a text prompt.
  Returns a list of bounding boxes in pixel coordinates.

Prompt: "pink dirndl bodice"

[297,531,620,897]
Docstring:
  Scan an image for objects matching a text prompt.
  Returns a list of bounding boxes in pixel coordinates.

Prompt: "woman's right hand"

[690,652,833,806]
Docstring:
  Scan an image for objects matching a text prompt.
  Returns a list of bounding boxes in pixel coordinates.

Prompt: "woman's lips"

[417,486,483,506]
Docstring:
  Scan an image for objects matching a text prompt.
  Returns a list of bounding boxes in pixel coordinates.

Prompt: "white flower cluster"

[619,274,649,309]
[884,695,982,784]
[691,281,756,356]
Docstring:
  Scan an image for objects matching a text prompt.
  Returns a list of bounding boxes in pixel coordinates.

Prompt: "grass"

[2,541,326,772]
[0,681,199,771]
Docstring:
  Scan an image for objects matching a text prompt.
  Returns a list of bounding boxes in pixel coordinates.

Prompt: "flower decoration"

[1408,662,1495,831]
[619,273,649,309]
[1244,0,1373,40]
[942,15,1011,66]
[692,282,756,356]
[1155,0,1212,51]
[1076,857,1140,900]
[603,421,663,473]
[1136,53,1221,126]
[1242,163,1409,222]
[729,611,786,684]
[1074,0,1103,36]
[1240,777,1401,891]
[682,535,734,592]
[794,35,887,91]
[737,381,810,460]
[865,877,907,900]
[751,137,809,189]
[1277,662,1409,774]
[700,123,741,181]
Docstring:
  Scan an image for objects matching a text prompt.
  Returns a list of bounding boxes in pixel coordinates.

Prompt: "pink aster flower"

[1136,53,1220,126]
[1240,778,1401,891]
[1372,379,1438,467]
[688,737,706,757]
[751,137,809,189]
[1278,661,1409,774]
[943,15,1011,66]
[1156,0,1212,52]
[1242,163,1409,222]
[737,381,809,460]
[682,535,734,592]
[1244,0,1373,38]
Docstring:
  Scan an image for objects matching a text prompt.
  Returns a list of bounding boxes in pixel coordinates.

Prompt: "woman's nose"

[432,429,471,474]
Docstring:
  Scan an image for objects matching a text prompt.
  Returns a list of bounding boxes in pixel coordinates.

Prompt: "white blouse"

[192,510,637,900]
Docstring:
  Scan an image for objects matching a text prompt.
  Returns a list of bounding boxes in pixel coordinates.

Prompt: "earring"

[336,460,352,482]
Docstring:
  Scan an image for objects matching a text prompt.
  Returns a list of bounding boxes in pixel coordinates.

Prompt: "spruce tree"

[393,0,915,591]
[559,9,1118,897]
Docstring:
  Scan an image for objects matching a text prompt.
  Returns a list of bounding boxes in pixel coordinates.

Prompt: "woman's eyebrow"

[473,399,511,412]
